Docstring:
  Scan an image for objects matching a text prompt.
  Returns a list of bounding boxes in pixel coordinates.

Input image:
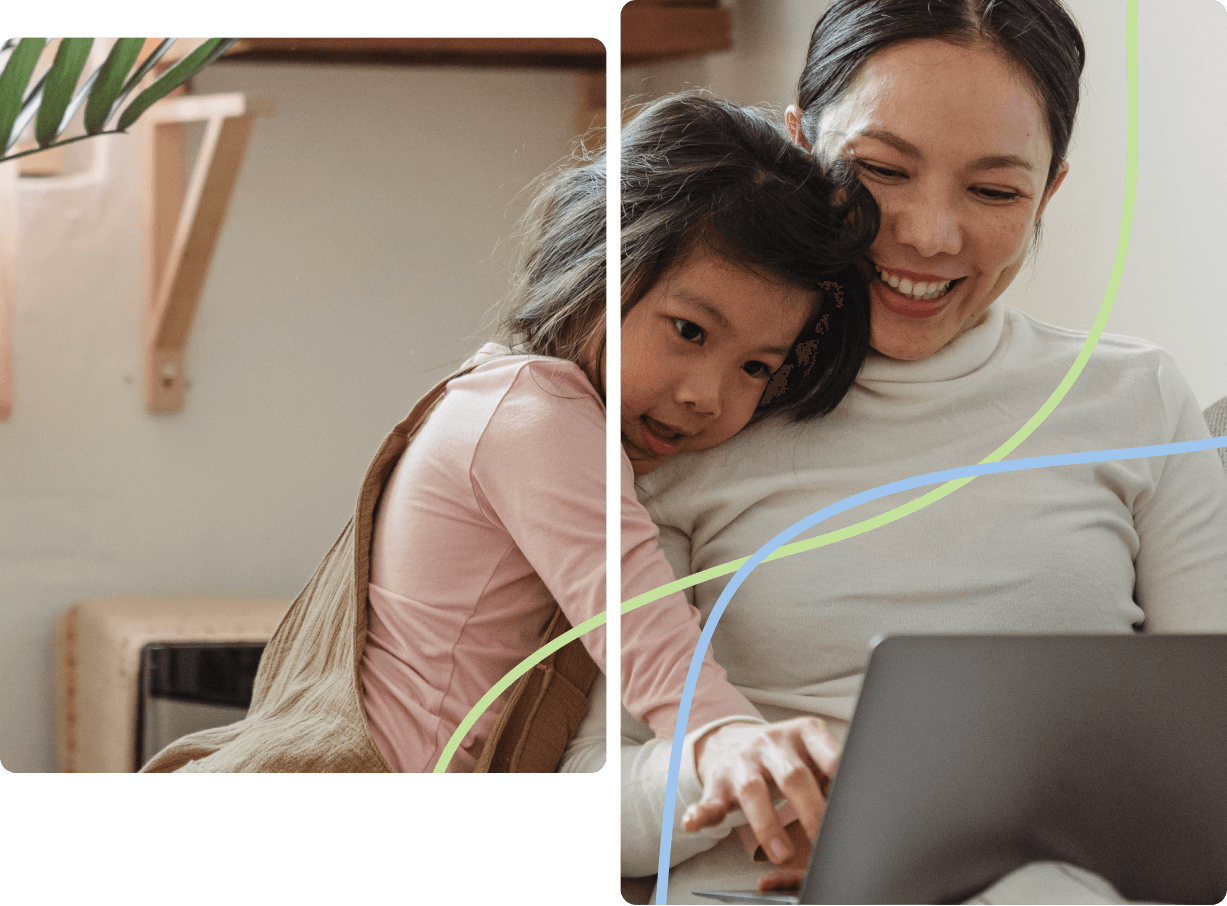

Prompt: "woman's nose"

[889,188,962,258]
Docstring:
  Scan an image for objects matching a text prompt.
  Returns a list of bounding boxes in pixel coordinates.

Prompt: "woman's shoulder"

[1005,305,1163,352]
[1002,306,1197,418]
[1003,305,1179,374]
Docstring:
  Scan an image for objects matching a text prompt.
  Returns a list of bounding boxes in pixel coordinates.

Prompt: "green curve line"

[435,0,1138,773]
[622,0,1139,619]
[433,609,609,772]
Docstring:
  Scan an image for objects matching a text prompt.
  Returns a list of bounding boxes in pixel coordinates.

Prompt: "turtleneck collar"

[857,302,1008,388]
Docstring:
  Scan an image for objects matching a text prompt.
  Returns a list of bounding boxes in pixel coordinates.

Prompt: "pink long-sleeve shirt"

[360,344,758,772]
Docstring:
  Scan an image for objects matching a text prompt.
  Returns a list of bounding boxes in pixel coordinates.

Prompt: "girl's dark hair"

[499,135,607,382]
[505,92,880,423]
[794,0,1085,191]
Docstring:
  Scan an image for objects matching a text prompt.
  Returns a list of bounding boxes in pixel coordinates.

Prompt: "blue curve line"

[653,433,1227,902]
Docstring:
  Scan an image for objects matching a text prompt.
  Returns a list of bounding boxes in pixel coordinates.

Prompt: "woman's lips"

[872,271,963,320]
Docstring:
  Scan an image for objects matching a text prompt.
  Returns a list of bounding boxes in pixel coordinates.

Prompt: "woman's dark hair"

[794,0,1085,191]
[504,92,879,422]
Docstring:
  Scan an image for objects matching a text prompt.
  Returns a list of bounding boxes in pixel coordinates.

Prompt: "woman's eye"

[857,161,906,180]
[673,319,704,343]
[742,360,771,378]
[971,186,1022,202]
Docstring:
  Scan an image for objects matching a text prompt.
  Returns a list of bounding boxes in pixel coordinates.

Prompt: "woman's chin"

[869,329,947,362]
[869,309,969,361]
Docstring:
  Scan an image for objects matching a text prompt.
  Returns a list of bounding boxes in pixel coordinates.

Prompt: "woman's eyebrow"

[675,294,792,357]
[858,128,1033,172]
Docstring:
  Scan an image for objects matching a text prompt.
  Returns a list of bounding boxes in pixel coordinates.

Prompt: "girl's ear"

[785,106,812,151]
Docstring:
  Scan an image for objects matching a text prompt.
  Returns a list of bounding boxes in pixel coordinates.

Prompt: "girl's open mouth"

[640,415,684,457]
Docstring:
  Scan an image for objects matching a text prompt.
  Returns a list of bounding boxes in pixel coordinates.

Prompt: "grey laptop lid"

[791,634,1227,904]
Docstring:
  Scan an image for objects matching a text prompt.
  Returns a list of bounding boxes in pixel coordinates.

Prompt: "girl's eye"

[677,316,770,378]
[673,318,704,343]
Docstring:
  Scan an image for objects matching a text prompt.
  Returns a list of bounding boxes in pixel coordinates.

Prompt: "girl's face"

[792,38,1067,362]
[620,247,815,477]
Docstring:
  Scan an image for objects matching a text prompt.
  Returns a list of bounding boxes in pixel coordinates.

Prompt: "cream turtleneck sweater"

[609,303,1227,895]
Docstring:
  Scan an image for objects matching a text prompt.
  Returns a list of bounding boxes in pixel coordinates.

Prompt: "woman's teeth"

[875,265,954,301]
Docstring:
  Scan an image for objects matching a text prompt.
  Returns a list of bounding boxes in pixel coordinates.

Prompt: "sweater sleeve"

[470,362,607,664]
[620,691,765,877]
[1132,352,1227,632]
[555,670,607,773]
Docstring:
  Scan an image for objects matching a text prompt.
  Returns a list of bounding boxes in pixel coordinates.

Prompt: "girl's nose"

[676,369,722,418]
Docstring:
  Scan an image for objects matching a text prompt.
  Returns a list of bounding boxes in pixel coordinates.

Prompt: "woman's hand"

[683,717,839,865]
[758,868,806,893]
[752,820,811,892]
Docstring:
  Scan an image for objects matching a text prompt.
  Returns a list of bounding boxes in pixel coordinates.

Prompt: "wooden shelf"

[147,37,605,74]
[622,1,732,65]
[3,38,618,419]
[144,92,274,413]
[216,38,606,71]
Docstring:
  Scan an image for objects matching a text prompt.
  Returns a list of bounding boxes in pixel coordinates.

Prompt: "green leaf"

[0,38,46,152]
[53,66,105,145]
[6,75,47,156]
[35,38,93,147]
[116,38,236,132]
[109,39,173,109]
[84,38,145,134]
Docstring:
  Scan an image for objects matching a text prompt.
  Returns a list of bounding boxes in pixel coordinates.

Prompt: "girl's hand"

[683,717,839,865]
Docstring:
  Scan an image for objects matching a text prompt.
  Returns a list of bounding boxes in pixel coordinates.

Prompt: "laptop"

[695,634,1227,905]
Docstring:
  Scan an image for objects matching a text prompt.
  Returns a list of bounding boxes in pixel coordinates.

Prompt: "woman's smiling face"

[797,38,1067,361]
[621,247,815,477]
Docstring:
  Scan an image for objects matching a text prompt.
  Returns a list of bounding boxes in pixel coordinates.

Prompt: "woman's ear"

[1036,159,1070,219]
[785,105,812,151]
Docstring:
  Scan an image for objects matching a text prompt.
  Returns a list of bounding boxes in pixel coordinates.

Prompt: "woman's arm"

[555,671,607,773]
[619,686,764,877]
[1134,352,1227,631]
[619,691,841,877]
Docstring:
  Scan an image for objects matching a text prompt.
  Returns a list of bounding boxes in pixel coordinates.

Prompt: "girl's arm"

[471,360,760,739]
[621,451,764,734]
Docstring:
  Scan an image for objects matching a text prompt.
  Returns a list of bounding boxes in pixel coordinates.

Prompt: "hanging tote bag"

[141,367,599,773]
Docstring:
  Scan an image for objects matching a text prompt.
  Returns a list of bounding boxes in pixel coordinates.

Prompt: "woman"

[615,0,1227,900]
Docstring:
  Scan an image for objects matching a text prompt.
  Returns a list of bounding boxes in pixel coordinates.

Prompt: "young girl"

[140,93,878,775]
[358,92,879,772]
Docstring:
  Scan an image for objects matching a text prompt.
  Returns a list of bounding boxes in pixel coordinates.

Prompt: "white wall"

[623,0,1227,410]
[0,59,583,772]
